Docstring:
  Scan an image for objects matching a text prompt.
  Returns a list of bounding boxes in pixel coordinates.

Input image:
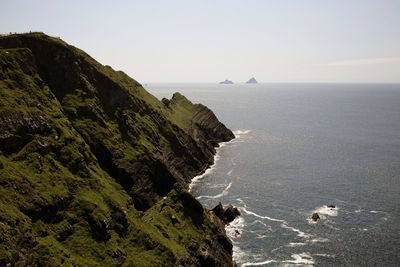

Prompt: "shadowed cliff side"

[0,33,235,266]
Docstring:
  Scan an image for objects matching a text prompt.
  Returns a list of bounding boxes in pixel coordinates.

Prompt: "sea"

[146,83,400,266]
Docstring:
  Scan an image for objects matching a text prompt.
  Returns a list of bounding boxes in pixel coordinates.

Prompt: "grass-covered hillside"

[0,33,235,266]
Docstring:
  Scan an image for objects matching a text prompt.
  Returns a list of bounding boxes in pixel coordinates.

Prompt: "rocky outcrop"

[210,202,241,224]
[0,33,236,266]
[246,77,258,83]
[312,212,320,221]
[219,80,233,84]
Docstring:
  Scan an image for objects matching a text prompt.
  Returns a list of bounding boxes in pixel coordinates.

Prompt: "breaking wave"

[197,182,232,199]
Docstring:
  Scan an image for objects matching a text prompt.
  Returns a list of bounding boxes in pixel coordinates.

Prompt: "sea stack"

[219,79,234,84]
[246,77,258,83]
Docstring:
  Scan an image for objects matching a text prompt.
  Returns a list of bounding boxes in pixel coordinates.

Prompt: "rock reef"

[0,33,235,266]
[246,77,258,84]
[219,80,233,84]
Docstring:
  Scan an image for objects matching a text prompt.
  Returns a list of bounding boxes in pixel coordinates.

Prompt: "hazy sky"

[1,0,400,83]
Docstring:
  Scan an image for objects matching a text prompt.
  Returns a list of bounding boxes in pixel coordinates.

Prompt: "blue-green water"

[147,83,400,266]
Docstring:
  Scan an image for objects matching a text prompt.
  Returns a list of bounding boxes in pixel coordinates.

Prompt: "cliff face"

[0,33,235,266]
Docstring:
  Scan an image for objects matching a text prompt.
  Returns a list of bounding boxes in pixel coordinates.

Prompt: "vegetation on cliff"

[0,33,235,266]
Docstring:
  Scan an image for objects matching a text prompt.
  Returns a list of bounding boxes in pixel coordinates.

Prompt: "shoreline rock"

[209,202,241,224]
[219,79,234,84]
[312,212,320,221]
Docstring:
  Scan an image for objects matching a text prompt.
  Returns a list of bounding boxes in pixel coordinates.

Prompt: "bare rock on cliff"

[209,202,241,224]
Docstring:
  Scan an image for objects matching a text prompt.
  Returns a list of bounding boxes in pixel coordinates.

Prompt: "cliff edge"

[0,33,235,266]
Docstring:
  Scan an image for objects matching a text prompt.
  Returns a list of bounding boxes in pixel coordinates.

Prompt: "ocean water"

[146,83,400,266]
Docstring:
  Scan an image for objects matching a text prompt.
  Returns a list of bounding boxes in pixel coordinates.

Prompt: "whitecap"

[189,153,221,191]
[189,133,236,191]
[315,205,339,217]
[236,198,247,207]
[310,237,330,243]
[242,260,277,266]
[197,182,232,199]
[281,222,311,238]
[314,253,335,258]
[226,216,245,239]
[189,163,218,191]
[227,169,233,176]
[249,219,269,228]
[370,210,378,213]
[287,242,307,247]
[242,208,285,223]
[208,183,225,189]
[284,253,314,265]
[232,245,246,263]
[233,129,251,138]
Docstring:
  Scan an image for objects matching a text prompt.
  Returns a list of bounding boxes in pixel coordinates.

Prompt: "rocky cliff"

[0,33,235,266]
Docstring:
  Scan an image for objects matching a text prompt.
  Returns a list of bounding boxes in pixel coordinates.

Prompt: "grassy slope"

[0,36,229,266]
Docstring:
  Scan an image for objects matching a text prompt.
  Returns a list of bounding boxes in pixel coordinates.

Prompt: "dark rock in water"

[312,212,320,221]
[246,77,258,83]
[327,205,336,208]
[211,202,225,219]
[219,79,234,84]
[209,203,240,224]
[223,204,241,223]
[234,230,240,237]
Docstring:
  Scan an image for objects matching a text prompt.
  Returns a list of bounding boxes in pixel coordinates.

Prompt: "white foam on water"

[355,209,361,213]
[189,162,218,191]
[242,208,286,223]
[310,237,330,243]
[208,183,225,189]
[242,260,277,266]
[242,208,312,239]
[189,132,238,191]
[219,142,229,148]
[197,182,232,199]
[284,253,314,265]
[307,217,318,224]
[232,245,247,264]
[226,216,245,239]
[322,221,340,231]
[242,253,314,267]
[370,210,378,213]
[249,220,271,230]
[227,169,233,176]
[287,242,307,247]
[233,129,251,138]
[281,222,311,239]
[236,198,247,207]
[314,253,335,258]
[255,234,269,239]
[315,205,339,217]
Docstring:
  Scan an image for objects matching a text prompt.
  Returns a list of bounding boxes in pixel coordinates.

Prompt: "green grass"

[0,33,229,266]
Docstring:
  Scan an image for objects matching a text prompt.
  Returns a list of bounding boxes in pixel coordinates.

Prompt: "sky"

[1,0,400,83]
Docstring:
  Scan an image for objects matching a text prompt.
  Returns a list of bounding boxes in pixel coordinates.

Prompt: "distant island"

[246,77,258,83]
[219,79,234,84]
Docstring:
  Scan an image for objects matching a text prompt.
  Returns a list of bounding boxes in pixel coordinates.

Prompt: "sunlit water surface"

[146,83,400,266]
